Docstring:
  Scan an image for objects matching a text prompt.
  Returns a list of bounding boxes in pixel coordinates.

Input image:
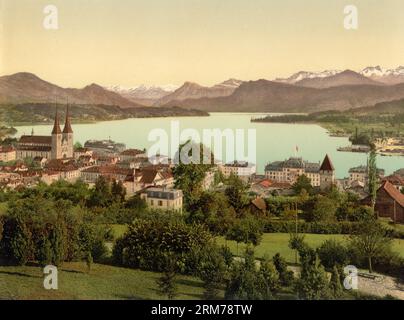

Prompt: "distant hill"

[348,98,404,115]
[155,79,243,106]
[0,73,143,108]
[164,79,404,113]
[0,103,208,126]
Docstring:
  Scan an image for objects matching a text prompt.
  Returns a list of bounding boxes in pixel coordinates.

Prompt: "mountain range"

[105,84,179,106]
[0,72,142,108]
[2,67,404,114]
[276,66,404,86]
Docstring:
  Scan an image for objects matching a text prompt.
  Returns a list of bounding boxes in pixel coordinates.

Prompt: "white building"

[220,161,256,182]
[141,187,183,212]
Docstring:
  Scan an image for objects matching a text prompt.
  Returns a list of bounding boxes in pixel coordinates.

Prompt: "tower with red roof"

[319,154,335,190]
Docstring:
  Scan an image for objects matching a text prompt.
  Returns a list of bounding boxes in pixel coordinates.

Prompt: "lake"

[14,113,403,179]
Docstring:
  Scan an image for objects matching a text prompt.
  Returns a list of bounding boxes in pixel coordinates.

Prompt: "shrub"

[112,218,213,273]
[0,197,107,265]
[316,239,349,271]
[273,253,294,286]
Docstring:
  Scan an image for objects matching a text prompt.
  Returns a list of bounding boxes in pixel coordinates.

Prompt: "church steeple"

[52,108,62,134]
[63,105,73,134]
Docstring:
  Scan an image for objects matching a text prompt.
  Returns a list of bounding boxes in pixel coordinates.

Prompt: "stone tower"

[319,154,335,191]
[51,109,62,159]
[62,105,74,158]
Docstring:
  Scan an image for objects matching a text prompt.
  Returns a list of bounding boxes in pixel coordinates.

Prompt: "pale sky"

[1,0,404,88]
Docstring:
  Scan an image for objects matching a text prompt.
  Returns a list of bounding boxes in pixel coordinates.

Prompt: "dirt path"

[357,273,404,300]
[287,266,404,300]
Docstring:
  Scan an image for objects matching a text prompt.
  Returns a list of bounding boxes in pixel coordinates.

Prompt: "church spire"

[63,105,73,133]
[52,108,62,134]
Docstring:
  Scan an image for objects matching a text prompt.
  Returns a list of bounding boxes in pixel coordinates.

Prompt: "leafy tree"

[296,256,330,300]
[197,246,227,300]
[157,255,178,300]
[316,239,348,271]
[224,174,249,214]
[74,142,83,150]
[226,216,263,247]
[87,176,113,208]
[257,256,280,299]
[111,180,126,203]
[273,253,294,286]
[172,141,213,211]
[125,194,147,210]
[225,248,279,300]
[113,218,213,272]
[37,236,53,266]
[292,175,313,195]
[49,223,66,266]
[4,215,34,265]
[311,196,338,222]
[188,191,236,235]
[329,266,343,298]
[368,147,378,211]
[348,221,392,273]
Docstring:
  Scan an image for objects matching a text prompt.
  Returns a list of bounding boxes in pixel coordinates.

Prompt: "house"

[74,147,93,159]
[382,175,404,192]
[348,165,385,186]
[361,181,404,224]
[84,139,126,156]
[251,179,294,196]
[119,149,147,162]
[394,168,404,178]
[0,146,16,162]
[265,155,335,189]
[141,187,183,212]
[250,197,267,215]
[220,161,256,182]
[81,166,134,183]
[33,156,48,168]
[123,167,174,197]
[148,154,169,165]
[42,159,81,183]
[202,167,217,190]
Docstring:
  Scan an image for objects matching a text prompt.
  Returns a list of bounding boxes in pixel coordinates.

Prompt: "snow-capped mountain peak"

[275,70,341,84]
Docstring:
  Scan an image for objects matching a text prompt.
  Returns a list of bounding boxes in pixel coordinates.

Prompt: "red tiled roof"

[0,146,15,153]
[252,197,267,211]
[120,149,145,156]
[82,165,133,176]
[258,179,273,188]
[382,175,404,186]
[19,135,52,145]
[380,180,404,208]
[320,154,335,171]
[139,170,158,184]
[270,182,292,189]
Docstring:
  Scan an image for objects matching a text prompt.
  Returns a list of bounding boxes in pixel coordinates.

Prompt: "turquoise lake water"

[14,113,403,179]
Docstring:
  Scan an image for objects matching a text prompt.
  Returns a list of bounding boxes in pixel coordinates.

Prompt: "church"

[16,106,74,160]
